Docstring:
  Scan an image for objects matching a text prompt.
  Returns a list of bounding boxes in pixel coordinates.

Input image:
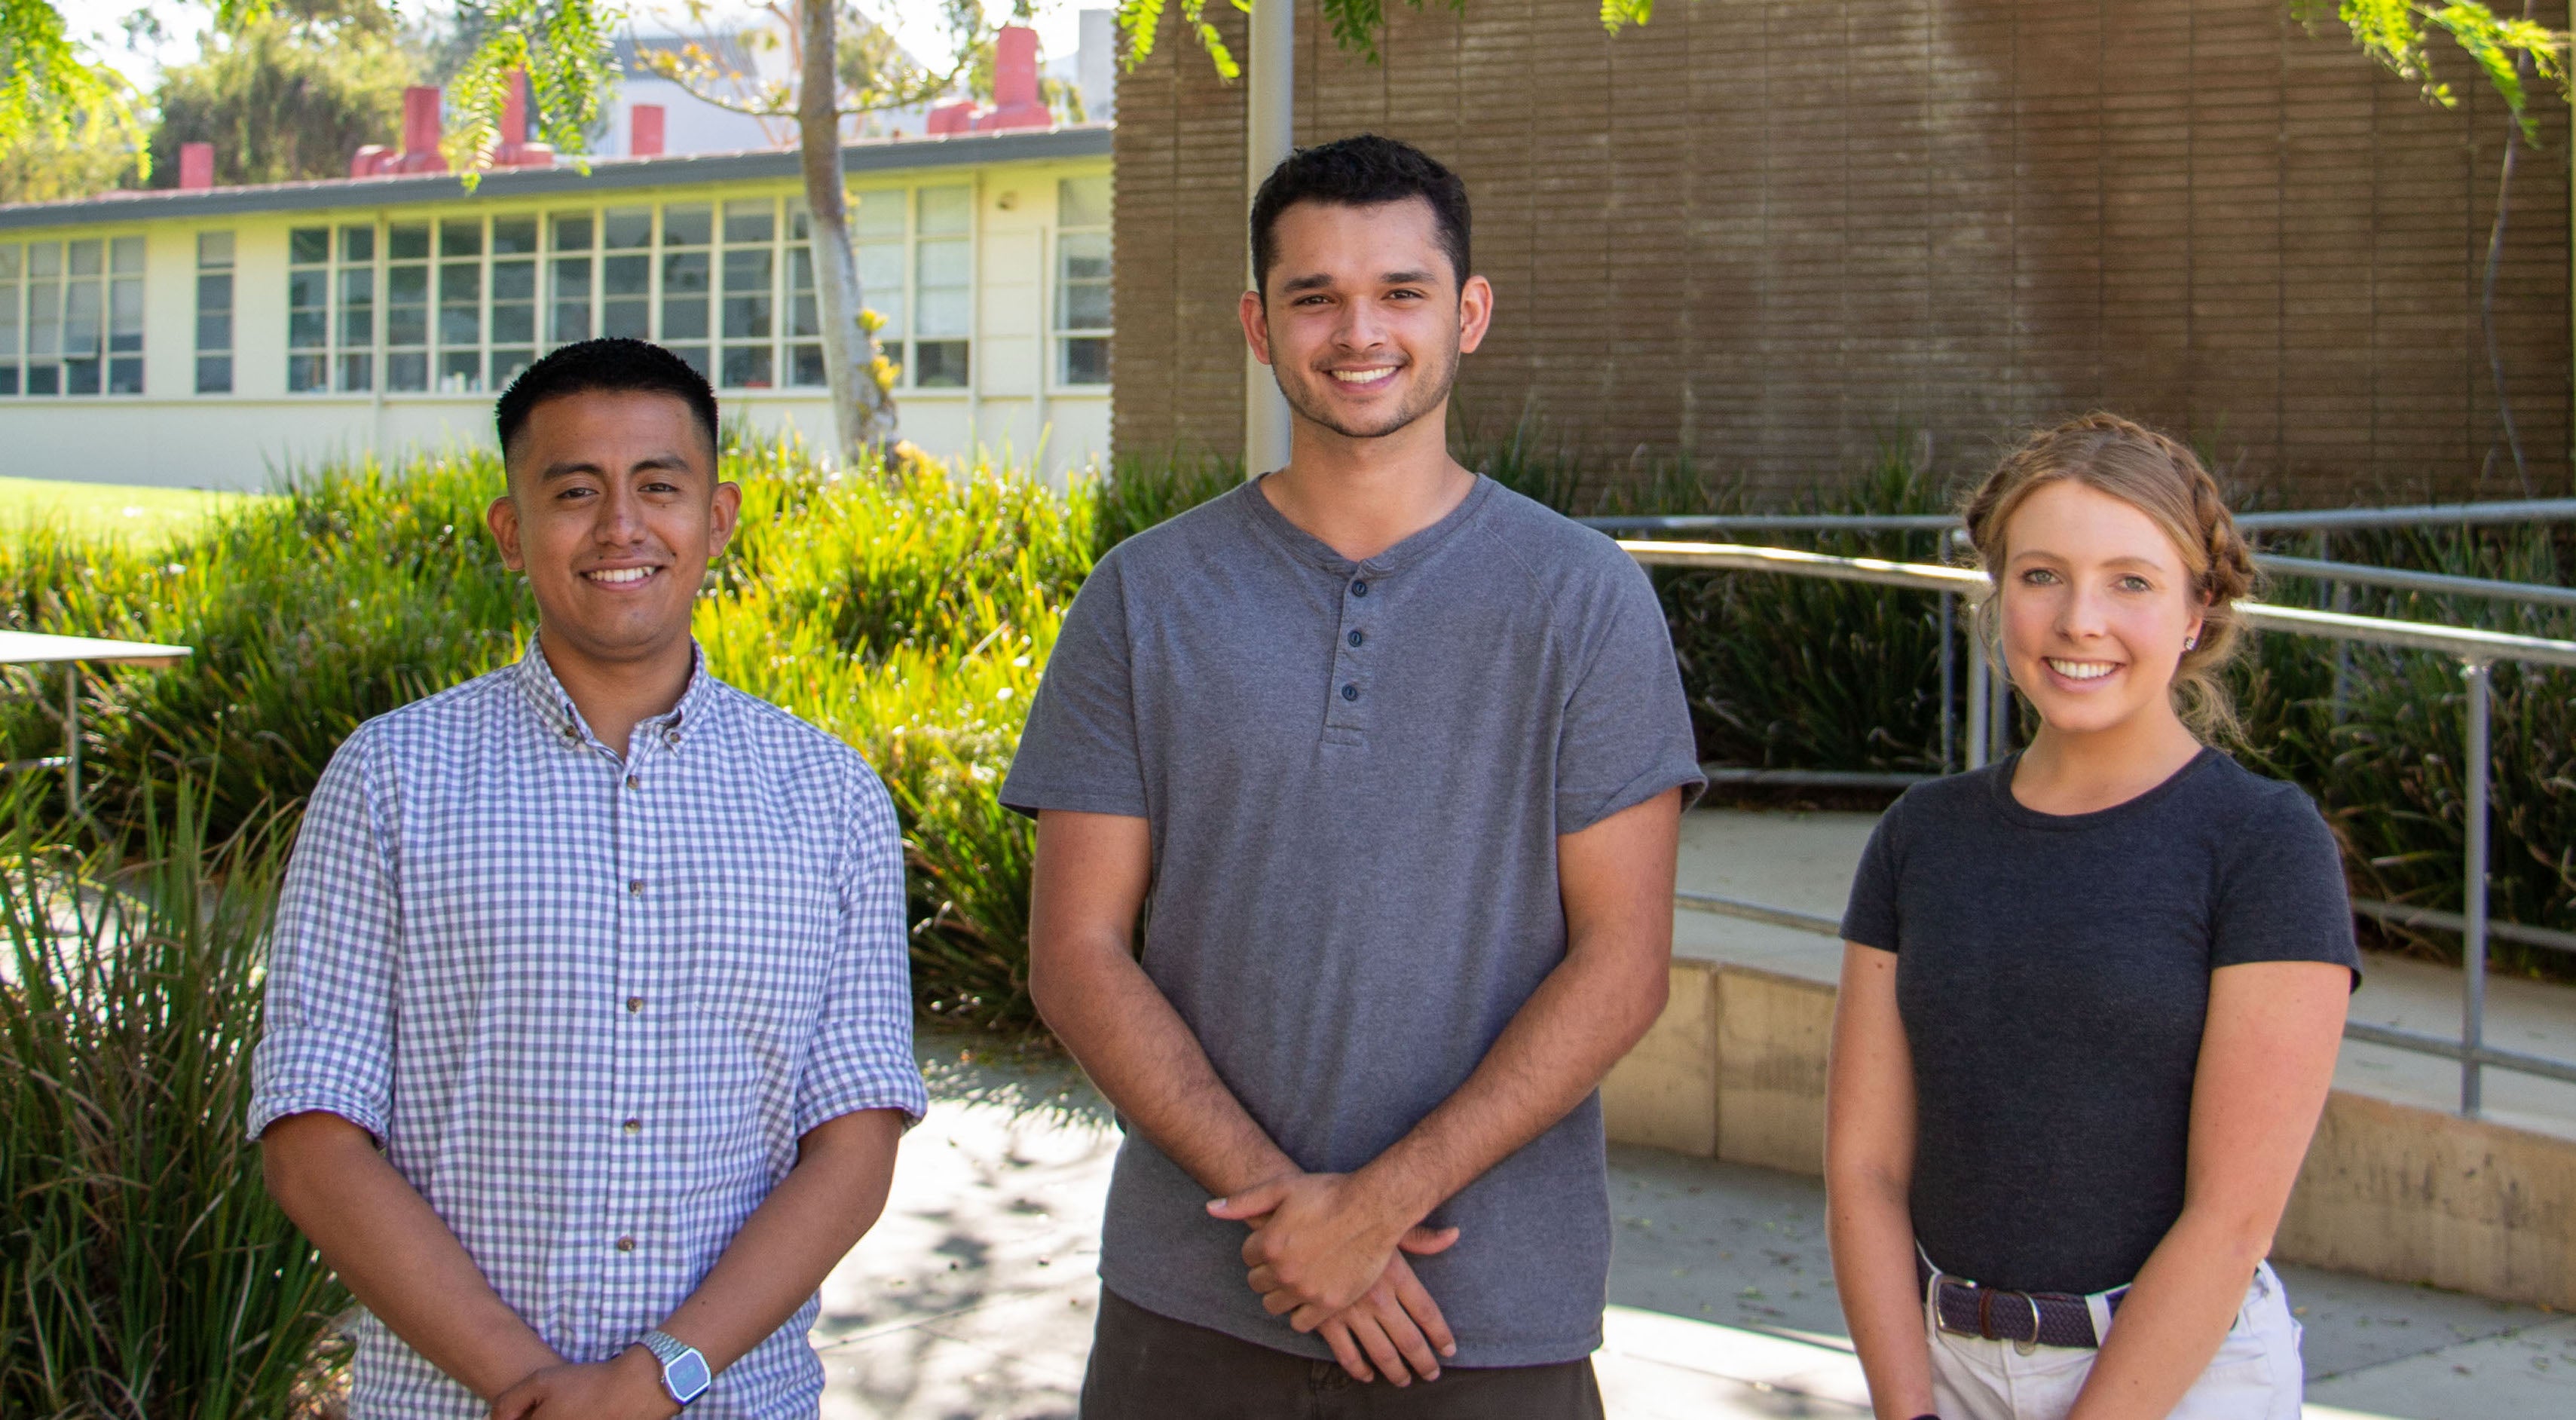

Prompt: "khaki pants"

[1077,1286,1606,1420]
[1926,1261,2305,1420]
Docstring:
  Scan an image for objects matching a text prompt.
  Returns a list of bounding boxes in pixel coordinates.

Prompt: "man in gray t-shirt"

[1005,136,1702,1416]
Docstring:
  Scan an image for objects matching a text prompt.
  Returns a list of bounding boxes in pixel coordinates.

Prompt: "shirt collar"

[512,635,720,753]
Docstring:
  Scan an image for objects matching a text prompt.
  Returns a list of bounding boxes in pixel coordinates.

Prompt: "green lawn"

[0,476,246,546]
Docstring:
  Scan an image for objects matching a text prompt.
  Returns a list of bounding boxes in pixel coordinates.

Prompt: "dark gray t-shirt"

[1839,748,2360,1296]
[1002,476,1703,1366]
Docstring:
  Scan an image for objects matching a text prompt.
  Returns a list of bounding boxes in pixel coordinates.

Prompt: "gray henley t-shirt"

[1001,475,1703,1367]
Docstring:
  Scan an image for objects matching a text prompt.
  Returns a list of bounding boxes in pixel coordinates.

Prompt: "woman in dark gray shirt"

[1825,413,2360,1420]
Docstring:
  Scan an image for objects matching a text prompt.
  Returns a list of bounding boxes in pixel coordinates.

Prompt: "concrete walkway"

[820,1024,2576,1419]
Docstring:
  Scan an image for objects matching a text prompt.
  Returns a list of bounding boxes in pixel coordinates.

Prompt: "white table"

[0,631,193,816]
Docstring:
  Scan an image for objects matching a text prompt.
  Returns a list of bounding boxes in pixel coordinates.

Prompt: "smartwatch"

[639,1329,711,1406]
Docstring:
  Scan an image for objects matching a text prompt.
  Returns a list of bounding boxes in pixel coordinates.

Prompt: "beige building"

[0,126,1113,489]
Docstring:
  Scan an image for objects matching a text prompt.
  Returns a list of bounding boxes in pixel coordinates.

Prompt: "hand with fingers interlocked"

[1207,1171,1462,1385]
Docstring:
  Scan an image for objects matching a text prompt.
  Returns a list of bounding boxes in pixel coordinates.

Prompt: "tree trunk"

[2480,120,2528,495]
[798,0,895,461]
[2478,2,2537,497]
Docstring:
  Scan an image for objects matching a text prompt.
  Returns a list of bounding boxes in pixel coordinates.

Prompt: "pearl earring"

[2184,635,2198,651]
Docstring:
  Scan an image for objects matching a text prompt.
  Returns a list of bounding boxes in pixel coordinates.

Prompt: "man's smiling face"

[1244,197,1491,442]
[485,388,739,669]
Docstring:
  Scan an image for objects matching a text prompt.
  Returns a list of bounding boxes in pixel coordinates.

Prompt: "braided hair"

[1962,412,2259,741]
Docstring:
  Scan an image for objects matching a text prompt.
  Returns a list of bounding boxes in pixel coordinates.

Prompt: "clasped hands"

[1207,1171,1461,1386]
[485,1344,678,1420]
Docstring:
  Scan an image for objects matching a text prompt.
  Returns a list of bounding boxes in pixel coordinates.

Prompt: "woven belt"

[1918,1254,2124,1350]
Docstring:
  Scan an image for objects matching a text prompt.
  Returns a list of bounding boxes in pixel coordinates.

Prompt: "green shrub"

[0,439,1092,1036]
[2240,525,2576,978]
[0,784,349,1418]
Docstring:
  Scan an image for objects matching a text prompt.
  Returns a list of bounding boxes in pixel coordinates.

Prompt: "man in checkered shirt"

[251,338,928,1418]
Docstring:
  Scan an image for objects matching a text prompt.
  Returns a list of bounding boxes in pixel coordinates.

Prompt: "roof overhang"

[0,124,1112,232]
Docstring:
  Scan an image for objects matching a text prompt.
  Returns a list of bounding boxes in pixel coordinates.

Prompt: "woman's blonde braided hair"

[1962,412,2259,741]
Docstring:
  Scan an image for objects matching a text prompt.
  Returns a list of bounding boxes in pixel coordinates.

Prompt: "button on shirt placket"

[1324,575,1375,746]
[606,718,668,1330]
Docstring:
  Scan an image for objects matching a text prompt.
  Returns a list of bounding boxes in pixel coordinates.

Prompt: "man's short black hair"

[494,338,720,465]
[1250,133,1471,298]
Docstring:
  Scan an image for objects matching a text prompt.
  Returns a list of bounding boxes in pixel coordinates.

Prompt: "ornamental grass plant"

[0,782,349,1418]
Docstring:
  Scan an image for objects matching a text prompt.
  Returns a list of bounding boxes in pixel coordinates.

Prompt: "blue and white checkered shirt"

[249,641,928,1418]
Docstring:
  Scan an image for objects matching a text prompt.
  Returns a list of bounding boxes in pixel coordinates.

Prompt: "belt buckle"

[1956,1279,2045,1355]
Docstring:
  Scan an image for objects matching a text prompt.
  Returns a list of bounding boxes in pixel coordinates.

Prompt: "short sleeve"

[2210,785,2360,984]
[1554,558,1706,833]
[1001,555,1148,819]
[794,770,931,1136]
[1839,800,1905,951]
[248,724,401,1143]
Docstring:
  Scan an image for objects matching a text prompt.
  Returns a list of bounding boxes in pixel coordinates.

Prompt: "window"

[549,211,595,344]
[601,206,653,339]
[852,190,908,384]
[1055,175,1111,387]
[0,234,142,397]
[490,216,538,387]
[290,224,384,392]
[196,232,234,393]
[259,193,967,397]
[719,199,776,389]
[0,244,19,395]
[660,203,712,381]
[387,222,430,390]
[436,218,483,391]
[785,203,823,388]
[913,185,971,388]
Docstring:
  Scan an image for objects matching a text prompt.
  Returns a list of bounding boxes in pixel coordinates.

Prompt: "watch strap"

[639,1330,710,1405]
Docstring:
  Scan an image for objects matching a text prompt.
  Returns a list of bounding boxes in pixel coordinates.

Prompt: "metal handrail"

[1626,537,2576,1117]
[1581,496,2576,538]
[2238,497,2576,532]
[2255,554,2576,611]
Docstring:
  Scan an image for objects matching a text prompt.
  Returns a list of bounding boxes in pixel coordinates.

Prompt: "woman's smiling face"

[1997,479,2207,739]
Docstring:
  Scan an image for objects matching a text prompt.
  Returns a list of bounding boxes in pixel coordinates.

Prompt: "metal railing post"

[2331,580,2353,721]
[1939,592,1956,771]
[2461,657,2492,1115]
[1965,636,1989,769]
[63,662,81,819]
[1988,661,2013,759]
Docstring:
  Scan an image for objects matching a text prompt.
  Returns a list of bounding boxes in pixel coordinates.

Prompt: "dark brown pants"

[1077,1286,1607,1419]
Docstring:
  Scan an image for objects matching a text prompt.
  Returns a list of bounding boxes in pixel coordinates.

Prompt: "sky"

[48,0,1100,90]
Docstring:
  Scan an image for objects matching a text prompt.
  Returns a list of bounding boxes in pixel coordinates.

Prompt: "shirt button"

[629,878,645,895]
[1347,629,1364,648]
[622,1118,641,1134]
[1350,579,1369,598]
[1341,684,1359,702]
[626,774,641,791]
[616,1236,635,1253]
[626,996,644,1013]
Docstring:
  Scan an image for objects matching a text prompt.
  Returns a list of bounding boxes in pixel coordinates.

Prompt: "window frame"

[1051,173,1113,391]
[0,231,148,399]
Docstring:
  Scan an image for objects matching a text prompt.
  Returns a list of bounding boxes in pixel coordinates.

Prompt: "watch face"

[665,1350,712,1403]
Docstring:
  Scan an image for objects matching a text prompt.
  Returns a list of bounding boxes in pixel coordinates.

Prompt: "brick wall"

[1111,1,2571,503]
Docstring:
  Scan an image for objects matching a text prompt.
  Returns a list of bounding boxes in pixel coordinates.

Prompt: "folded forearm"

[264,1118,557,1401]
[2067,1210,2269,1420]
[1364,943,1663,1220]
[1040,947,1296,1195]
[662,1109,905,1371]
[1826,1173,1935,1420]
